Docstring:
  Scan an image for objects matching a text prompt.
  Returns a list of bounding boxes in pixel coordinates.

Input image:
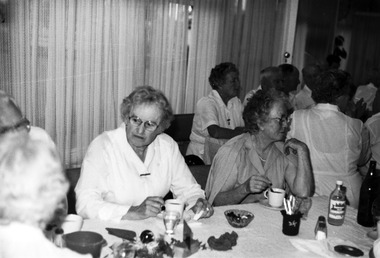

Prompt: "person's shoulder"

[365,113,380,126]
[29,126,55,147]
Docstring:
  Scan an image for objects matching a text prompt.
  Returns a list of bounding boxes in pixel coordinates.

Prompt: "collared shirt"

[29,126,56,149]
[186,90,244,161]
[0,222,90,258]
[354,82,378,111]
[288,103,371,208]
[365,112,380,169]
[75,123,204,221]
[293,85,315,110]
[205,133,297,205]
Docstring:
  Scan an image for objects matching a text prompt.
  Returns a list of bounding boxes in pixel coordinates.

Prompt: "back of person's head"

[260,66,283,92]
[0,90,23,129]
[278,63,300,94]
[120,85,174,130]
[312,69,349,104]
[209,62,239,90]
[326,54,341,69]
[302,64,322,90]
[243,89,290,134]
[0,132,68,229]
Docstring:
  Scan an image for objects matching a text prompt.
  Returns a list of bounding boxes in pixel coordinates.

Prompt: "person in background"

[206,89,314,206]
[364,89,380,170]
[278,63,301,109]
[287,70,371,208]
[76,86,213,221]
[326,54,341,70]
[293,64,322,110]
[354,69,380,113]
[0,90,55,148]
[243,66,283,106]
[186,62,245,162]
[0,132,89,258]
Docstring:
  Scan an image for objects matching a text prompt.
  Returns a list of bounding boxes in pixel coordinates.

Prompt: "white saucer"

[259,199,284,211]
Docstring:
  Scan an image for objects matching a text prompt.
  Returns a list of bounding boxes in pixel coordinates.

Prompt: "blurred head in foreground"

[0,132,68,229]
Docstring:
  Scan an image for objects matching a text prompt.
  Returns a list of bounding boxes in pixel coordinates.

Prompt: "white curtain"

[0,0,293,167]
[184,0,289,112]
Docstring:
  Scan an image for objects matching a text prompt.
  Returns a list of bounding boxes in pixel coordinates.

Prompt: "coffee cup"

[61,214,83,235]
[164,199,185,218]
[264,188,286,208]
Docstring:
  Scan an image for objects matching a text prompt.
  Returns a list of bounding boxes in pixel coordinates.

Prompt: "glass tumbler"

[163,211,180,235]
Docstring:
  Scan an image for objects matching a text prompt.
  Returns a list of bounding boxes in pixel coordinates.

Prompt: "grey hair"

[120,86,174,130]
[0,132,68,229]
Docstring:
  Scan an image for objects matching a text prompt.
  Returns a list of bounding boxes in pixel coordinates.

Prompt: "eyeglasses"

[0,118,31,135]
[269,115,291,125]
[129,116,159,132]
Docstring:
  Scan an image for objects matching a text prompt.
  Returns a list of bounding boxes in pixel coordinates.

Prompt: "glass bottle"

[328,181,346,226]
[357,161,379,227]
[315,215,327,240]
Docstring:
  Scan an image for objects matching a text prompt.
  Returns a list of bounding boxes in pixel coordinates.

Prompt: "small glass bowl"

[224,209,254,228]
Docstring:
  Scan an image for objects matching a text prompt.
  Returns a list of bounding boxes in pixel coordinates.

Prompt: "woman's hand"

[123,196,164,220]
[244,175,271,194]
[284,138,309,156]
[191,198,214,219]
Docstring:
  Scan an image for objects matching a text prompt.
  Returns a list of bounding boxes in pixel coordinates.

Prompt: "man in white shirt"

[243,66,283,106]
[186,63,245,162]
[288,70,371,208]
[294,64,322,110]
[365,89,380,169]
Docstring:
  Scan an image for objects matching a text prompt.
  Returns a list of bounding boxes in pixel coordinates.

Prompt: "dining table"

[81,196,375,258]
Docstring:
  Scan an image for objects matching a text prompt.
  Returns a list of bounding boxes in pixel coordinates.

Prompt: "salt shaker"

[314,216,327,240]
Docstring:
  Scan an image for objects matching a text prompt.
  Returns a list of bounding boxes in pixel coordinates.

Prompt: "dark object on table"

[172,220,202,257]
[63,231,105,258]
[105,227,136,242]
[207,231,238,251]
[334,245,364,257]
[281,210,302,236]
[224,209,254,228]
[140,230,155,244]
[357,161,380,227]
[184,155,204,166]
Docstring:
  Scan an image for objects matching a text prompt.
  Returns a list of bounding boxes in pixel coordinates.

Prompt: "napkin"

[289,237,363,258]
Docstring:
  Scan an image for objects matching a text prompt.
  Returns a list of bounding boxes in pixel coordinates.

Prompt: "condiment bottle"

[328,181,346,226]
[314,216,327,240]
[357,161,380,227]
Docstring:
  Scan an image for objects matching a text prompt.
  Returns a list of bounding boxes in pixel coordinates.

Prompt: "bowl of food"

[224,209,254,228]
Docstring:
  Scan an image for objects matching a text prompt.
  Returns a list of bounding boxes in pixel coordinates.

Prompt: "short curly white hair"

[0,132,68,229]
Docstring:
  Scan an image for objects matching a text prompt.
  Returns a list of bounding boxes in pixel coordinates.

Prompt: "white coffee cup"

[264,188,286,208]
[61,214,83,235]
[164,199,185,218]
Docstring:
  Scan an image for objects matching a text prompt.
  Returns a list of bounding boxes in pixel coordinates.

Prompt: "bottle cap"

[337,180,343,185]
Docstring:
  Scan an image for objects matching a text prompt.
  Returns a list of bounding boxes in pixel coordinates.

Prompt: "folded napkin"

[290,237,364,258]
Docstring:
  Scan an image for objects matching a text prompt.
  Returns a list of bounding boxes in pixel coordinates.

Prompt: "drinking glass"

[163,211,180,235]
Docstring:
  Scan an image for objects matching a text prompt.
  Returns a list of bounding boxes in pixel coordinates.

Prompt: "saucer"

[367,229,378,240]
[259,199,284,211]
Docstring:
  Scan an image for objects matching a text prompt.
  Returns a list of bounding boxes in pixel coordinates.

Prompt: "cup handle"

[264,189,269,199]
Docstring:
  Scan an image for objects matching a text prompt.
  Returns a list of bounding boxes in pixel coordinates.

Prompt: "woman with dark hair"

[205,90,313,206]
[186,62,245,162]
[76,86,213,220]
[288,70,371,208]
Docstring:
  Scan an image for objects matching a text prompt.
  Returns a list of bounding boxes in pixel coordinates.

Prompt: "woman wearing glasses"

[206,90,314,206]
[75,86,213,220]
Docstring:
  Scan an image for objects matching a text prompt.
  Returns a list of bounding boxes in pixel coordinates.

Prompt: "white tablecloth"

[81,196,374,258]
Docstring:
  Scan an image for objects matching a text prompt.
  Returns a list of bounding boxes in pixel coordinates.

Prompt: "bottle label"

[329,200,345,219]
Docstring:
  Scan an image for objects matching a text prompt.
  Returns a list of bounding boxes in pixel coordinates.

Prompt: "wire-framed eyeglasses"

[129,116,159,132]
[0,118,31,135]
[269,115,291,125]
